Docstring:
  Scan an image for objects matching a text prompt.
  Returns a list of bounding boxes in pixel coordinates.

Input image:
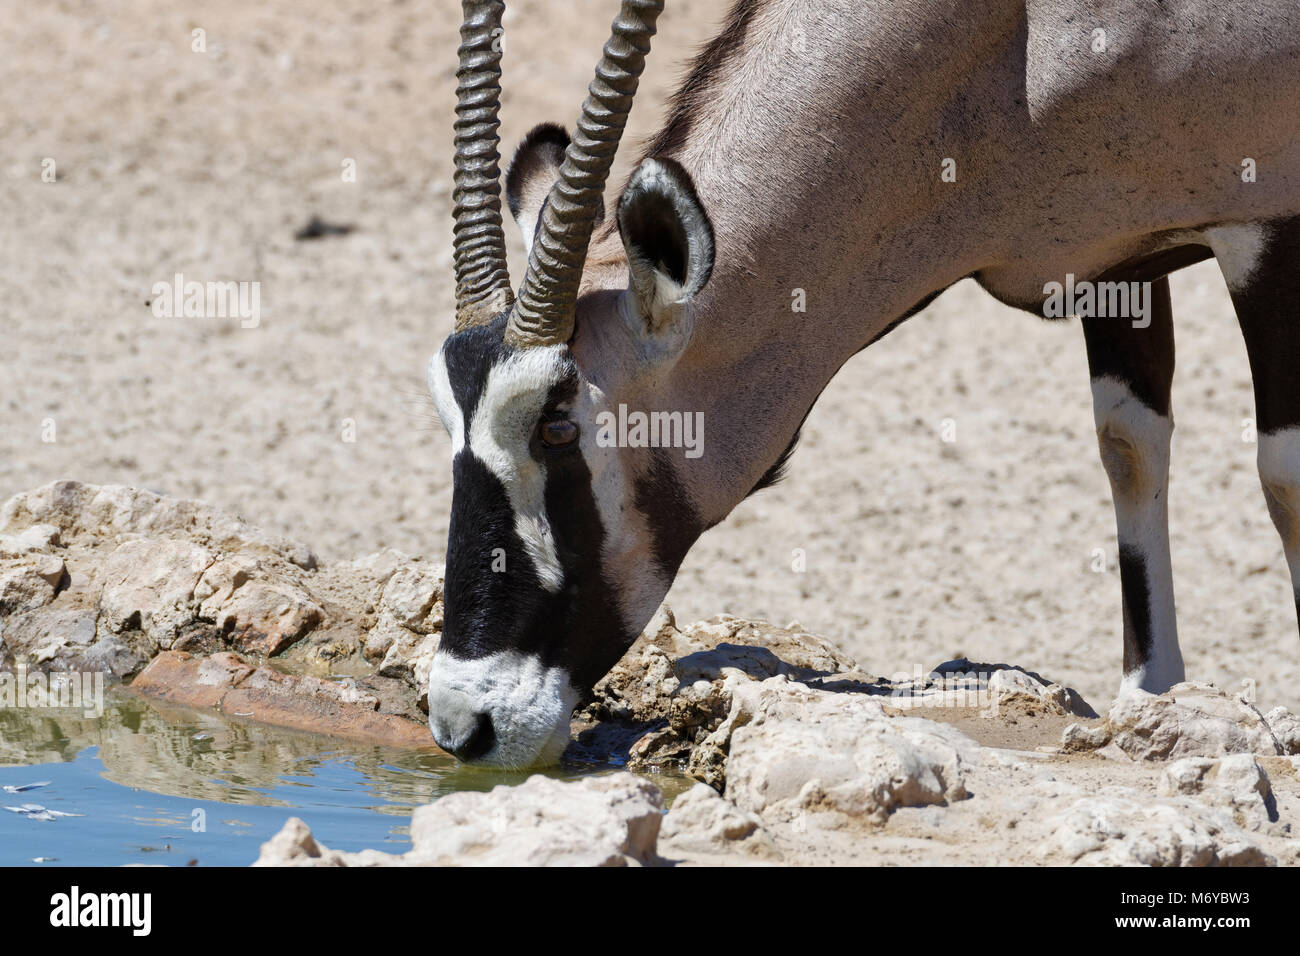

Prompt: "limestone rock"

[1062,683,1297,760]
[132,650,434,749]
[0,555,67,614]
[376,629,439,691]
[253,773,664,867]
[379,565,443,633]
[99,538,215,649]
[723,678,976,825]
[587,610,860,723]
[0,481,457,746]
[0,523,61,557]
[883,658,1097,718]
[1061,722,1112,752]
[0,607,144,677]
[0,480,316,568]
[673,616,858,683]
[1044,792,1275,866]
[985,665,1098,718]
[360,561,445,695]
[583,604,682,723]
[1,606,95,663]
[196,555,323,656]
[370,564,444,673]
[330,549,414,598]
[626,726,691,767]
[408,773,663,866]
[659,783,777,859]
[586,610,871,777]
[1263,706,1300,755]
[253,817,348,867]
[251,817,395,867]
[1159,755,1278,828]
[0,482,432,673]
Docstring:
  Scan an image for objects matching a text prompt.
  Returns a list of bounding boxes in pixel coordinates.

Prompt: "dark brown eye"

[540,418,578,448]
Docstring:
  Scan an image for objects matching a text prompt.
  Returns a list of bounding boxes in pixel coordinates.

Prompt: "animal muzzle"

[427,685,497,762]
[424,649,580,768]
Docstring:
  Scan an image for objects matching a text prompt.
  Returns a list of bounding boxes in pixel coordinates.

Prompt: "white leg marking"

[1091,376,1184,693]
[1257,428,1300,600]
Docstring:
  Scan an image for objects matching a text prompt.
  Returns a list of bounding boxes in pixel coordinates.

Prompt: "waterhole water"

[0,689,687,866]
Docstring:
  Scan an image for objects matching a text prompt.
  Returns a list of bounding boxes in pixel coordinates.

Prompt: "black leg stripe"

[1118,544,1153,673]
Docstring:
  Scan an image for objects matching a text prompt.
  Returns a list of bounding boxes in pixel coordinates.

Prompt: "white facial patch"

[426,650,580,768]
[429,344,570,592]
[428,347,465,455]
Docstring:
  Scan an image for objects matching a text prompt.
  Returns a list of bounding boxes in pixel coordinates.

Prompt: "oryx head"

[426,0,715,767]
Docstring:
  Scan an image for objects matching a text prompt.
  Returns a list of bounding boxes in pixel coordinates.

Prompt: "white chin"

[427,650,579,769]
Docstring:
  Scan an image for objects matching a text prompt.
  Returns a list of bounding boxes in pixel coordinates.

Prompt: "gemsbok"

[426,0,1300,766]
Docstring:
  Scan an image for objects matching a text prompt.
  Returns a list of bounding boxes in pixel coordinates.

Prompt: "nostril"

[432,708,496,762]
[458,711,496,762]
[428,685,496,762]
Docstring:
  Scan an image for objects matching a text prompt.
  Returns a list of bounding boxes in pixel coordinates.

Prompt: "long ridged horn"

[453,0,513,330]
[505,0,665,348]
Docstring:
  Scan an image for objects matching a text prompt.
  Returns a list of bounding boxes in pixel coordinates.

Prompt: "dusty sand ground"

[2,0,1296,721]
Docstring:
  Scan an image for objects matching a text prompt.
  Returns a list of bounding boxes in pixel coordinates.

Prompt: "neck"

[591,0,1023,522]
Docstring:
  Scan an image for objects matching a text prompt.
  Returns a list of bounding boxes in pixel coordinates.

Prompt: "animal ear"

[616,157,714,335]
[506,123,604,256]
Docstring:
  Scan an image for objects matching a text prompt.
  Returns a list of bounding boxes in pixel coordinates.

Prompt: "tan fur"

[567,0,1300,527]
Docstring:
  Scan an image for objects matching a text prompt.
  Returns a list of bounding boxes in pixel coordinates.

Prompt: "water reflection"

[0,688,692,866]
[0,689,594,810]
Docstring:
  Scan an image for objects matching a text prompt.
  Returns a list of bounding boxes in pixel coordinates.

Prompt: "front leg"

[1081,275,1184,692]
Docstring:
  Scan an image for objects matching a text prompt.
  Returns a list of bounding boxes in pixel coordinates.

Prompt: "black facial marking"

[541,428,633,691]
[441,318,510,431]
[634,449,706,583]
[437,328,634,694]
[443,450,542,657]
